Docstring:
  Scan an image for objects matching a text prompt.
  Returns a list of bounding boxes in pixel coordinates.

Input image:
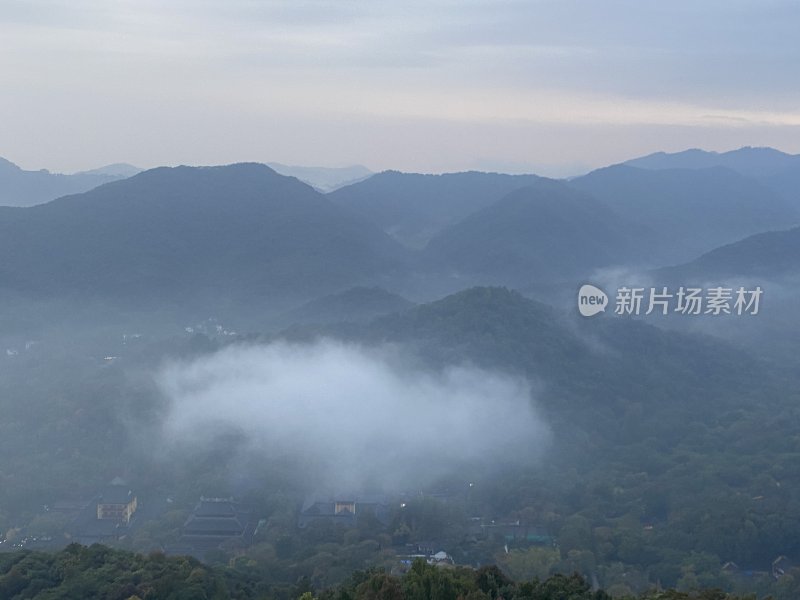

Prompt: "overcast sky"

[2,0,799,175]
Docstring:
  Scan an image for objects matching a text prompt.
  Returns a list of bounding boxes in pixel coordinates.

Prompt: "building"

[96,485,138,524]
[298,494,390,528]
[175,497,256,557]
[70,483,138,546]
[473,519,551,544]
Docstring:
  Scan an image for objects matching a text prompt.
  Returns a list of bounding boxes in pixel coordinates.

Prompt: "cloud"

[156,340,549,490]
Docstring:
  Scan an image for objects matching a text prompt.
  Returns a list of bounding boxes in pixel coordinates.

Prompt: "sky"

[2,0,799,176]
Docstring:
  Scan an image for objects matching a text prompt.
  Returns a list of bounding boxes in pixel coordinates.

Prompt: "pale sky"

[1,0,799,176]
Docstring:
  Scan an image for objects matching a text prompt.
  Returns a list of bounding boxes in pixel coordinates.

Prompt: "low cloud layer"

[157,340,548,490]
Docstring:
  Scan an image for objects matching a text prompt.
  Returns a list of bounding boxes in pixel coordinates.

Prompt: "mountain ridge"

[569,163,797,265]
[424,178,634,285]
[623,146,800,178]
[0,163,411,311]
[0,156,130,207]
[328,170,544,248]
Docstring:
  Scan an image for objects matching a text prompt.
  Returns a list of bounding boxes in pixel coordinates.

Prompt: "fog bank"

[157,340,548,490]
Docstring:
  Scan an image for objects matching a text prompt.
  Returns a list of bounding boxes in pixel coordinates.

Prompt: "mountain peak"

[76,163,142,178]
[0,162,410,306]
[623,146,800,178]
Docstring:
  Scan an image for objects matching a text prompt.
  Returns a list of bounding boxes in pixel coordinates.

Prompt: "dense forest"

[0,544,766,600]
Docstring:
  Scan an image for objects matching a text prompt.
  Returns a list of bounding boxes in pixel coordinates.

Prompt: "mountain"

[0,157,130,207]
[277,286,800,588]
[281,286,414,325]
[659,226,800,282]
[286,286,768,441]
[266,163,372,192]
[569,164,797,265]
[763,167,800,210]
[641,226,800,363]
[623,147,800,212]
[0,163,411,315]
[75,163,143,178]
[623,146,800,178]
[328,171,543,248]
[423,179,632,286]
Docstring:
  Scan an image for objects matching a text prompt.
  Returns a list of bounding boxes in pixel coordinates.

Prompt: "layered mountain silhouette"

[569,165,797,265]
[1,150,796,328]
[266,163,372,193]
[763,168,800,211]
[328,171,543,248]
[623,146,800,211]
[424,179,633,285]
[659,226,800,281]
[624,146,800,178]
[75,163,142,178]
[0,157,133,207]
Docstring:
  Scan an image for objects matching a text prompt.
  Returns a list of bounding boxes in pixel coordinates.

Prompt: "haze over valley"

[2,1,800,597]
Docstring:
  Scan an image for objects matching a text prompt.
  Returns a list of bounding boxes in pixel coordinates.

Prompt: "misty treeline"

[0,544,758,600]
[1,288,800,598]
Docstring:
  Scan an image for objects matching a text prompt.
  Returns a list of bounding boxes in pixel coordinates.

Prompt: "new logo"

[578,284,608,317]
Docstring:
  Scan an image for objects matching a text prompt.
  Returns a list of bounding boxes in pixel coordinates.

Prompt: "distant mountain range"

[75,163,143,178]
[623,146,800,211]
[266,163,372,193]
[0,147,797,330]
[0,157,136,207]
[0,157,372,206]
[569,164,797,265]
[624,146,800,178]
[328,171,543,248]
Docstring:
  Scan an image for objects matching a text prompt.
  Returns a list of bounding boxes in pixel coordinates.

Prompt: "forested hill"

[0,544,754,600]
[273,286,800,591]
[0,163,410,305]
[659,226,800,281]
[288,286,770,423]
